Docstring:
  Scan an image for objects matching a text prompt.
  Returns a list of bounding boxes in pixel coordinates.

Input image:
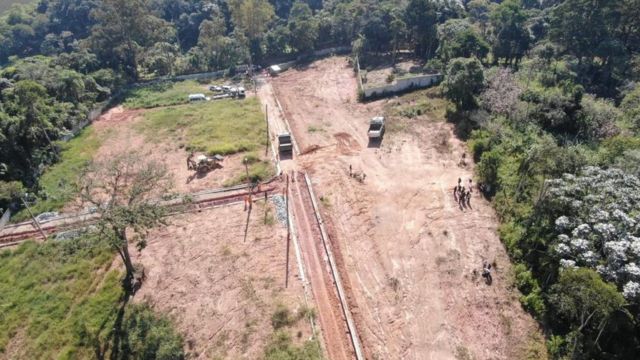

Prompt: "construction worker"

[482,261,492,284]
[466,190,471,208]
[187,152,195,170]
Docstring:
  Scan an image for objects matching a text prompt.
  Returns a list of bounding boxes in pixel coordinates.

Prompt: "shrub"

[271,304,294,329]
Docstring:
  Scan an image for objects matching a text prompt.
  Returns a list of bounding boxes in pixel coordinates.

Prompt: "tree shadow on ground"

[445,108,478,141]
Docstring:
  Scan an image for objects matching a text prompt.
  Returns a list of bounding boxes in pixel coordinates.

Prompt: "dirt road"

[266,57,541,359]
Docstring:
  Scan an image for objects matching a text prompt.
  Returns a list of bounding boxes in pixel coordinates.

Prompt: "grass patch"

[122,80,208,109]
[137,98,267,156]
[12,127,106,222]
[385,87,448,125]
[0,238,119,358]
[307,125,325,133]
[0,237,184,359]
[224,160,275,187]
[264,331,323,360]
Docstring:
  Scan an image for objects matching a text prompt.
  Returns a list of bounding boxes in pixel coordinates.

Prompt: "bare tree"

[78,152,173,288]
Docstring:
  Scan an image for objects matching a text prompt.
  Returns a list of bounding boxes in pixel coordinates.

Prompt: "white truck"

[368,116,385,139]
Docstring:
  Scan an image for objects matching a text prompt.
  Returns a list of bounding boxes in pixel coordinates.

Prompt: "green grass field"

[0,239,121,358]
[138,97,274,184]
[0,238,184,359]
[122,80,209,109]
[138,98,266,155]
[12,127,107,222]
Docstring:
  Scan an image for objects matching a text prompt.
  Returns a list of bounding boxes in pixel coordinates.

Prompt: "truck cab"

[278,133,293,154]
[368,116,385,139]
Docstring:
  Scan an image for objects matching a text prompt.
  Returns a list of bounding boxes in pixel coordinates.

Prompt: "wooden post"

[22,196,46,240]
[265,104,269,156]
[285,174,290,288]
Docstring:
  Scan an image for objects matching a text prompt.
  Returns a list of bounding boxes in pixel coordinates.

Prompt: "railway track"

[289,171,360,360]
[0,184,279,248]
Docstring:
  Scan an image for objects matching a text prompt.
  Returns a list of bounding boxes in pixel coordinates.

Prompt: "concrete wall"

[362,74,443,99]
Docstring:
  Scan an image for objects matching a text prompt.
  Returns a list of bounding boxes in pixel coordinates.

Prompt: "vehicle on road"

[278,133,293,154]
[368,116,385,139]
[209,85,222,92]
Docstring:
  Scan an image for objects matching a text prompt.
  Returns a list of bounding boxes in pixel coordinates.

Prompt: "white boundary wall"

[363,73,443,98]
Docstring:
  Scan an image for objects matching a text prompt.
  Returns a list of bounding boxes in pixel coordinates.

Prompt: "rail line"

[289,171,360,360]
[0,184,279,248]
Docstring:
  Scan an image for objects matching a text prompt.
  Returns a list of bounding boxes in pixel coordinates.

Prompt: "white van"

[188,93,209,102]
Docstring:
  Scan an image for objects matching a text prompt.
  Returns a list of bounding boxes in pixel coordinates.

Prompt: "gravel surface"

[271,194,287,225]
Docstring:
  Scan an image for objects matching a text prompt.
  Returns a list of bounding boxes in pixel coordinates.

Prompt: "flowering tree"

[480,68,522,118]
[545,166,640,302]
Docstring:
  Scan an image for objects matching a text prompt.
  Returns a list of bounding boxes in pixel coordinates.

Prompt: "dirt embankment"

[270,57,543,360]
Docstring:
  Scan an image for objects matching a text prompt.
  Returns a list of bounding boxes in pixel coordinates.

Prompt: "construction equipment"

[189,154,224,174]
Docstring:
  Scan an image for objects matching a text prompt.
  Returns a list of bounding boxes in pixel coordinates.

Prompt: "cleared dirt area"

[132,202,313,359]
[90,106,259,195]
[269,57,542,359]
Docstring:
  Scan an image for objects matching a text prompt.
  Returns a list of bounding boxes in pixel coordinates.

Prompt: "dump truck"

[278,133,293,153]
[368,116,385,139]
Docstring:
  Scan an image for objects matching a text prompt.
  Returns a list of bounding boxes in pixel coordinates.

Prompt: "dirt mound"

[300,144,321,155]
[334,132,361,155]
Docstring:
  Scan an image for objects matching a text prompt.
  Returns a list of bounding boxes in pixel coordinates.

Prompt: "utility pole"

[265,104,269,156]
[21,194,46,240]
[285,174,290,288]
[243,157,250,185]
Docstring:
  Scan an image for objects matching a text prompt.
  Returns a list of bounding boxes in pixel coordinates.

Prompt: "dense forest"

[0,0,639,358]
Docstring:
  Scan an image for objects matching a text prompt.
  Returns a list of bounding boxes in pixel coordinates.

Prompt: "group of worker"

[453,177,473,209]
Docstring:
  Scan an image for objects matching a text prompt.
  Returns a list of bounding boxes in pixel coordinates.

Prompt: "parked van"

[188,93,208,102]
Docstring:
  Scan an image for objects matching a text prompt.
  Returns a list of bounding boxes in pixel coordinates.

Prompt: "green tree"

[442,57,485,110]
[437,19,489,63]
[89,0,174,80]
[197,16,248,71]
[548,268,627,357]
[489,0,530,66]
[621,87,640,130]
[229,0,275,66]
[288,1,318,54]
[405,0,438,59]
[467,0,491,36]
